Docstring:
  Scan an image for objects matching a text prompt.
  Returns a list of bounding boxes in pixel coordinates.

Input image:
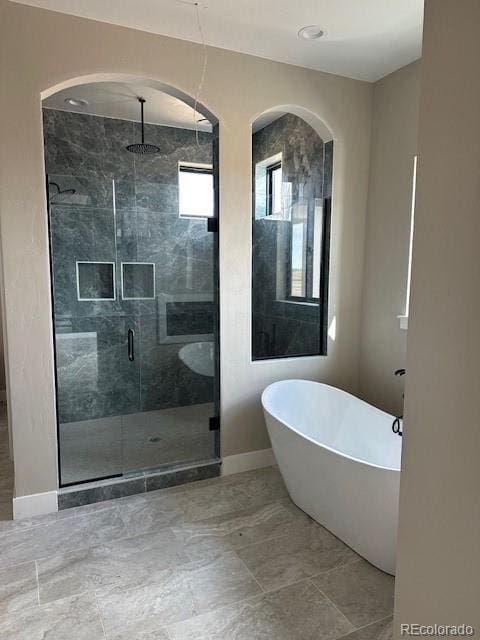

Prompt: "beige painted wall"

[394,0,480,633]
[359,61,420,416]
[0,0,372,497]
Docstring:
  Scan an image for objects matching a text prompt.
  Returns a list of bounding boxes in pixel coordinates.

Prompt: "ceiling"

[13,0,424,82]
[43,82,213,131]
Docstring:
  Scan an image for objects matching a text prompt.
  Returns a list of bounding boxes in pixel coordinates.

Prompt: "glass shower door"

[49,174,141,485]
[119,180,217,474]
[49,174,217,486]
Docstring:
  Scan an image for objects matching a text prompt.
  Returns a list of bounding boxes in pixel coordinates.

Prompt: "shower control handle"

[128,329,135,362]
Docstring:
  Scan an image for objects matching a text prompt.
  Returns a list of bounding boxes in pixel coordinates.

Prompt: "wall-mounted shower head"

[48,181,76,203]
[126,98,160,155]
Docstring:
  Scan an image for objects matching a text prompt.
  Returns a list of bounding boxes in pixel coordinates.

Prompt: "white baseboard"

[221,448,276,476]
[13,490,58,520]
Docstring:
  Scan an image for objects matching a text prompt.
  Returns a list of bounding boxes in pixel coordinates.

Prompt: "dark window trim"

[319,196,332,355]
[266,160,282,216]
[179,164,213,175]
[291,198,330,318]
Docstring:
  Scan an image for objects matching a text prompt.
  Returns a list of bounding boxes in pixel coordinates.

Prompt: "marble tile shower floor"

[60,402,215,484]
[0,402,13,522]
[0,465,394,639]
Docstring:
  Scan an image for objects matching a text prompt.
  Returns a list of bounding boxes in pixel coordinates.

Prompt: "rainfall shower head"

[126,98,160,155]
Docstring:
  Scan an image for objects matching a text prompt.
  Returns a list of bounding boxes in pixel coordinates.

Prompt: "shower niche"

[43,81,219,488]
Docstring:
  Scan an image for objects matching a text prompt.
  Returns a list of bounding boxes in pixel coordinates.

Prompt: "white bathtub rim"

[262,378,401,473]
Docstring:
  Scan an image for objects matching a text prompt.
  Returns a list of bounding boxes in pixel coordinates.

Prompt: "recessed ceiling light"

[298,25,326,40]
[64,98,89,107]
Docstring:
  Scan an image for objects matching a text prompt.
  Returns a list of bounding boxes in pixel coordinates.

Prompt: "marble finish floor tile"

[96,551,262,639]
[37,527,191,603]
[0,561,38,614]
[0,593,105,640]
[0,493,120,535]
[219,465,289,509]
[119,480,245,537]
[0,506,128,569]
[0,466,396,639]
[313,560,395,627]
[166,579,354,640]
[112,630,170,640]
[237,522,359,590]
[172,500,311,561]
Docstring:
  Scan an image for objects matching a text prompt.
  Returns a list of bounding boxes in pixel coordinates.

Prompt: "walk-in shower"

[42,81,219,489]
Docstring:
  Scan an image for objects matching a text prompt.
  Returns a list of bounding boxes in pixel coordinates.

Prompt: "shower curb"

[57,459,221,510]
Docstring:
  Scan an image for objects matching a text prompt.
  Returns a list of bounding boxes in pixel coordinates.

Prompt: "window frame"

[286,198,329,305]
[266,160,282,217]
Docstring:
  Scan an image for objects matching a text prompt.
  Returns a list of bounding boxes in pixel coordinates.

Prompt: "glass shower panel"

[119,180,216,474]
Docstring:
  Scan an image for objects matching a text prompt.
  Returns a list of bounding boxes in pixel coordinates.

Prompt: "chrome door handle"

[128,329,135,362]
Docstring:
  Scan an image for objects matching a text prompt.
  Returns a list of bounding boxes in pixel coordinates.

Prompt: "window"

[178,163,214,218]
[266,161,282,216]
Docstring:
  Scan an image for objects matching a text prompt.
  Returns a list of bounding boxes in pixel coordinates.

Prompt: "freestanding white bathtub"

[262,379,402,575]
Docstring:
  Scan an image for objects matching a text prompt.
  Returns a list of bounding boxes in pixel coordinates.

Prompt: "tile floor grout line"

[34,560,40,606]
[94,595,109,640]
[309,579,356,630]
[261,574,334,597]
[163,576,302,631]
[161,576,344,637]
[0,586,100,621]
[307,556,364,581]
[233,550,266,593]
[334,614,393,640]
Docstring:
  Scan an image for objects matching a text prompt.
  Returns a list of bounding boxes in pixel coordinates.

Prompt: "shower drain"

[148,436,162,443]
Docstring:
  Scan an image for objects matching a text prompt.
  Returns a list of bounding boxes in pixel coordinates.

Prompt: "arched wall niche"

[250,106,335,361]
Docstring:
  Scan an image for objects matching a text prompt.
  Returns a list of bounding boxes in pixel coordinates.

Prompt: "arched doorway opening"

[42,77,220,489]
